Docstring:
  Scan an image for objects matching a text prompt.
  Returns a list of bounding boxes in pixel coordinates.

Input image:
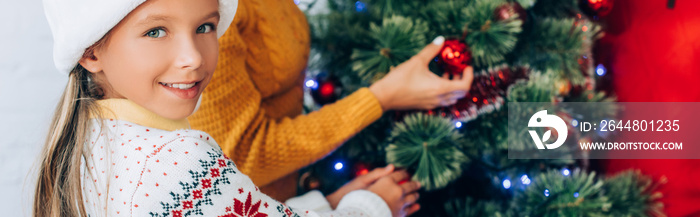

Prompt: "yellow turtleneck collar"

[95,99,191,131]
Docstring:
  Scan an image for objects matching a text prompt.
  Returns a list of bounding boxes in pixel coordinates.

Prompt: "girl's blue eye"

[196,24,214,34]
[146,29,166,38]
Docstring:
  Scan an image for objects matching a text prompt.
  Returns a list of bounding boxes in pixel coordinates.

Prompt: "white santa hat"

[43,0,238,74]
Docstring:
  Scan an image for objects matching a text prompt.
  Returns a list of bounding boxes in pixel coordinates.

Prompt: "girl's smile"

[159,80,203,100]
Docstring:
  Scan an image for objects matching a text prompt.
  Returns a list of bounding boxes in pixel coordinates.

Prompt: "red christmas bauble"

[438,39,472,75]
[580,0,614,17]
[493,2,527,22]
[310,76,342,105]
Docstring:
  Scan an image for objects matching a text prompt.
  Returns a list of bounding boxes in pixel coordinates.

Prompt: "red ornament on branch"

[310,75,342,105]
[437,39,472,76]
[580,0,614,17]
[493,2,527,22]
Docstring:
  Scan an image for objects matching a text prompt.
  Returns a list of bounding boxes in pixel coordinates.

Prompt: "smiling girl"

[35,0,419,216]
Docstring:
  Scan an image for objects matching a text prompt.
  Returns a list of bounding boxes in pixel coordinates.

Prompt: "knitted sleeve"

[134,135,391,217]
[188,16,384,187]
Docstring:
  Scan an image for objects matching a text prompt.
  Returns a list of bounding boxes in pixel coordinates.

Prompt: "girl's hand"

[367,170,422,217]
[369,36,474,111]
[325,165,396,209]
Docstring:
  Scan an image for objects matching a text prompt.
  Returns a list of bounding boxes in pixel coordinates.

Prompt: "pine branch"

[463,0,523,67]
[513,169,611,217]
[386,113,467,191]
[308,11,379,79]
[351,15,428,82]
[603,170,666,217]
[516,18,595,85]
[445,196,513,217]
[419,0,472,38]
[506,69,556,103]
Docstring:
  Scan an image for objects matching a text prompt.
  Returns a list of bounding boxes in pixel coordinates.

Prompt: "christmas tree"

[299,0,665,216]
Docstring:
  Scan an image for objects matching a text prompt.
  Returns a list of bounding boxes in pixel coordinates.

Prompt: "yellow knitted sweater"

[189,0,384,201]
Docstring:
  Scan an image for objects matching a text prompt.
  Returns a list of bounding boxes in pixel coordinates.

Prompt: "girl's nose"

[174,36,203,71]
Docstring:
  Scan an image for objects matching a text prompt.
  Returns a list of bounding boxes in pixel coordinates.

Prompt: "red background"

[596,0,700,216]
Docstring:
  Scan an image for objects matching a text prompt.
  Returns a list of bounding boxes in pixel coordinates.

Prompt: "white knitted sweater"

[80,99,391,217]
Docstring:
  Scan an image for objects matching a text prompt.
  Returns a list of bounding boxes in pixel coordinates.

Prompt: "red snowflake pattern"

[219,192,268,217]
[183,201,193,209]
[193,189,203,199]
[202,178,212,189]
[211,168,221,177]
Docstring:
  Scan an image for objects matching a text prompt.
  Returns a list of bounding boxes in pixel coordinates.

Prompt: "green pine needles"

[462,0,523,67]
[514,169,609,217]
[439,169,664,217]
[386,113,467,191]
[421,0,472,38]
[507,69,556,103]
[351,15,428,82]
[603,170,665,217]
[445,196,512,217]
[516,18,598,85]
[510,169,664,217]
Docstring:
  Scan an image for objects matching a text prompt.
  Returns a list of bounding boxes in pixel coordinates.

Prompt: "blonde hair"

[34,39,107,217]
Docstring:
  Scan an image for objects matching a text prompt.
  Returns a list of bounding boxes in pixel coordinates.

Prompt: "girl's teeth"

[161,82,196,90]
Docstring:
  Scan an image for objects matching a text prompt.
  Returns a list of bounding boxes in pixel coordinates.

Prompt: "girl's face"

[81,0,220,120]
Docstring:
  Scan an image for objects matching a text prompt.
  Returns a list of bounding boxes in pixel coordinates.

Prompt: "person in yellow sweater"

[189,0,473,205]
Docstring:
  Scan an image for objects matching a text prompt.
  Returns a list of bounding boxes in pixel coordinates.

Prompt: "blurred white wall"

[0,0,66,216]
[0,0,327,216]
